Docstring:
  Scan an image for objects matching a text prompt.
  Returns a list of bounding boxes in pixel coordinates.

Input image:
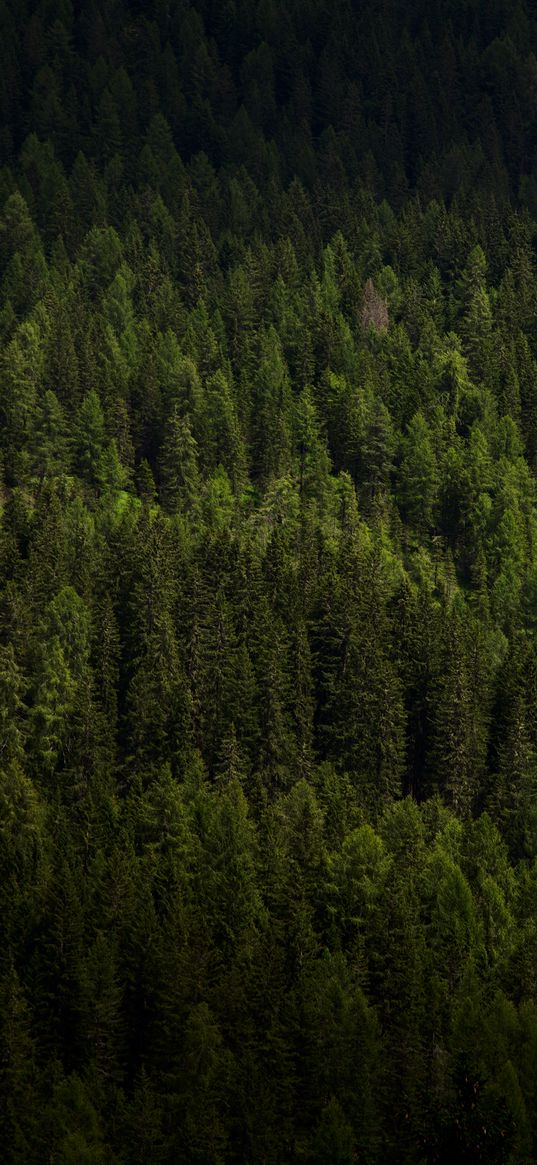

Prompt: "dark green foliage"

[4,0,537,1160]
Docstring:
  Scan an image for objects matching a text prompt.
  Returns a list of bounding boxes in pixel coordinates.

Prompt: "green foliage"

[3,1,537,1160]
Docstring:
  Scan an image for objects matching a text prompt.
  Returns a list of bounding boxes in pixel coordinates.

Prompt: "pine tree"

[398,410,439,533]
[159,408,201,515]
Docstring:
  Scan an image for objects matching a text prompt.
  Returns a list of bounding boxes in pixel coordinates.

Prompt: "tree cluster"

[3,0,537,1160]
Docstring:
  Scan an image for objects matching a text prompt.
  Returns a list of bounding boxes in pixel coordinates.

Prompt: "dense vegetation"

[5,0,537,1160]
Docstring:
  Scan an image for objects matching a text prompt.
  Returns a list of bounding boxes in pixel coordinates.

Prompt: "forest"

[4,0,537,1160]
